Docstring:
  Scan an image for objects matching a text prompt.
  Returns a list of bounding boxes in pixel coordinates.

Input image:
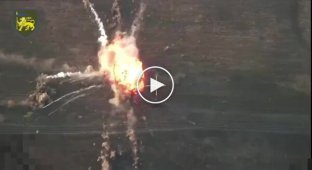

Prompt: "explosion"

[15,0,147,169]
[84,0,146,169]
[98,33,144,95]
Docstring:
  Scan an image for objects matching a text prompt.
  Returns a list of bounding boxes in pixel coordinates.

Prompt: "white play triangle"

[150,78,165,93]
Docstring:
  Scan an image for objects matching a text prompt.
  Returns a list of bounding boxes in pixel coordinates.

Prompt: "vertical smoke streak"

[125,2,146,168]
[83,0,108,46]
[112,0,122,31]
[83,0,146,169]
[130,1,146,37]
[126,108,139,168]
[99,128,114,170]
[83,1,112,170]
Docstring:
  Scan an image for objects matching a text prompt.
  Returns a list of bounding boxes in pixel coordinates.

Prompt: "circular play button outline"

[136,66,174,104]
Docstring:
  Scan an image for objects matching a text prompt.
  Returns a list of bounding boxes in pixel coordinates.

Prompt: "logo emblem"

[15,10,37,36]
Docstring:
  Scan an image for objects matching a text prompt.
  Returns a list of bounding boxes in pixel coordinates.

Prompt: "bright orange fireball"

[98,33,144,93]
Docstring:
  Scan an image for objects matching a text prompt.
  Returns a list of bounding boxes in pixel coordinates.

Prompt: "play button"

[136,66,174,104]
[150,77,165,93]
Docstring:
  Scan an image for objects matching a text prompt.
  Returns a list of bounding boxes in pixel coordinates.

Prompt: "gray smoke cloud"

[0,51,75,72]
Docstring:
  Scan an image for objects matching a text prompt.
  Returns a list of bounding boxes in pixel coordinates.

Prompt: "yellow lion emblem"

[16,17,35,31]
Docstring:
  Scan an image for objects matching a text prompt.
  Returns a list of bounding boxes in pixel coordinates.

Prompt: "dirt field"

[0,0,310,169]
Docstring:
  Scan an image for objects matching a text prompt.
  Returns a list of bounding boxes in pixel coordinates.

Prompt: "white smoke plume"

[36,65,102,85]
[83,0,108,46]
[130,1,146,37]
[126,108,139,168]
[44,71,82,79]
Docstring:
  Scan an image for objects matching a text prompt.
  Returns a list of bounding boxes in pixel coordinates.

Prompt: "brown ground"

[0,0,310,170]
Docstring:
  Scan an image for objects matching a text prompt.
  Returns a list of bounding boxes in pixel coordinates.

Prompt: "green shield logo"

[16,10,37,36]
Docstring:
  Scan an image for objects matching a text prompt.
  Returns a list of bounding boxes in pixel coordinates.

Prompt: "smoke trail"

[125,2,147,167]
[112,0,122,30]
[47,93,87,116]
[83,0,108,46]
[0,51,62,72]
[43,71,83,79]
[126,108,139,168]
[37,65,102,85]
[40,71,101,81]
[83,1,115,169]
[130,1,146,37]
[42,84,104,109]
[99,125,114,170]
